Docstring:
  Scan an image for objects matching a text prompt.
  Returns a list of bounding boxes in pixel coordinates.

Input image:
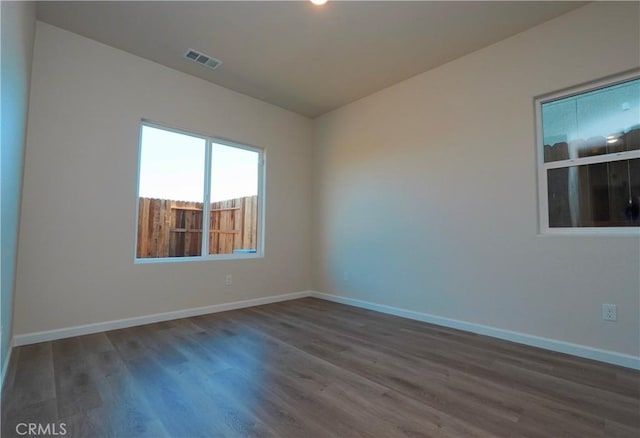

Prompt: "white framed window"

[135,121,265,262]
[536,71,640,235]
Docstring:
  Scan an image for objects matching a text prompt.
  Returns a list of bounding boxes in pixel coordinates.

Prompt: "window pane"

[547,158,639,228]
[542,78,640,162]
[208,143,259,255]
[137,126,206,258]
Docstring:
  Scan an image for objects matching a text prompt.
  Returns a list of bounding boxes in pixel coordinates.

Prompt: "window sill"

[538,227,640,237]
[134,253,264,264]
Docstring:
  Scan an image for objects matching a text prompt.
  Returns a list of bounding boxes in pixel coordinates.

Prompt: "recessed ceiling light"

[607,138,619,144]
[310,0,328,5]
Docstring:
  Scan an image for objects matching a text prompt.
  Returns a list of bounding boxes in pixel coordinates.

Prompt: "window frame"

[535,70,640,236]
[134,120,266,263]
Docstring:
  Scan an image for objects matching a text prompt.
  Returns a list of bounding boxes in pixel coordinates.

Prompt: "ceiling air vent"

[184,49,222,70]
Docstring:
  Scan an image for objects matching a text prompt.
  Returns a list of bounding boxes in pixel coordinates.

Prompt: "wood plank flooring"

[2,298,639,437]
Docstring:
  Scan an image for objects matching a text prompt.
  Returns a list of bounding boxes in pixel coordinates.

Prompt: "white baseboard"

[310,291,640,370]
[1,338,14,392]
[13,291,312,346]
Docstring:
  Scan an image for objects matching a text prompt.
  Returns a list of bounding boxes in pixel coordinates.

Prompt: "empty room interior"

[2,1,640,437]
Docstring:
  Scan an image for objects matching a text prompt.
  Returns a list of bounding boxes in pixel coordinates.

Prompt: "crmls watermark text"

[16,423,67,436]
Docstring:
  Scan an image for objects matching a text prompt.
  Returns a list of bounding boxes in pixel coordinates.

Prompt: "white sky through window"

[138,125,258,203]
[210,143,258,203]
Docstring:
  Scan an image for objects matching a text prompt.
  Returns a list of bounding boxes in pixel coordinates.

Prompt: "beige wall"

[13,22,313,335]
[312,2,640,357]
[1,1,36,377]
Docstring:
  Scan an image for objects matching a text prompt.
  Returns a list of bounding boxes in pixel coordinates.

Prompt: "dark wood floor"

[2,298,639,437]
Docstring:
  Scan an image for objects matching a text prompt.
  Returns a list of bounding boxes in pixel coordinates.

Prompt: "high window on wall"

[135,122,264,261]
[536,71,639,234]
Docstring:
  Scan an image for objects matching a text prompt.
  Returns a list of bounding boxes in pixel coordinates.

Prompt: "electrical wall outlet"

[602,304,617,321]
[343,271,349,281]
[225,274,232,286]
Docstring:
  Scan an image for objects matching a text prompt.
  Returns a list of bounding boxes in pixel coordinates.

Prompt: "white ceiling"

[36,1,586,118]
